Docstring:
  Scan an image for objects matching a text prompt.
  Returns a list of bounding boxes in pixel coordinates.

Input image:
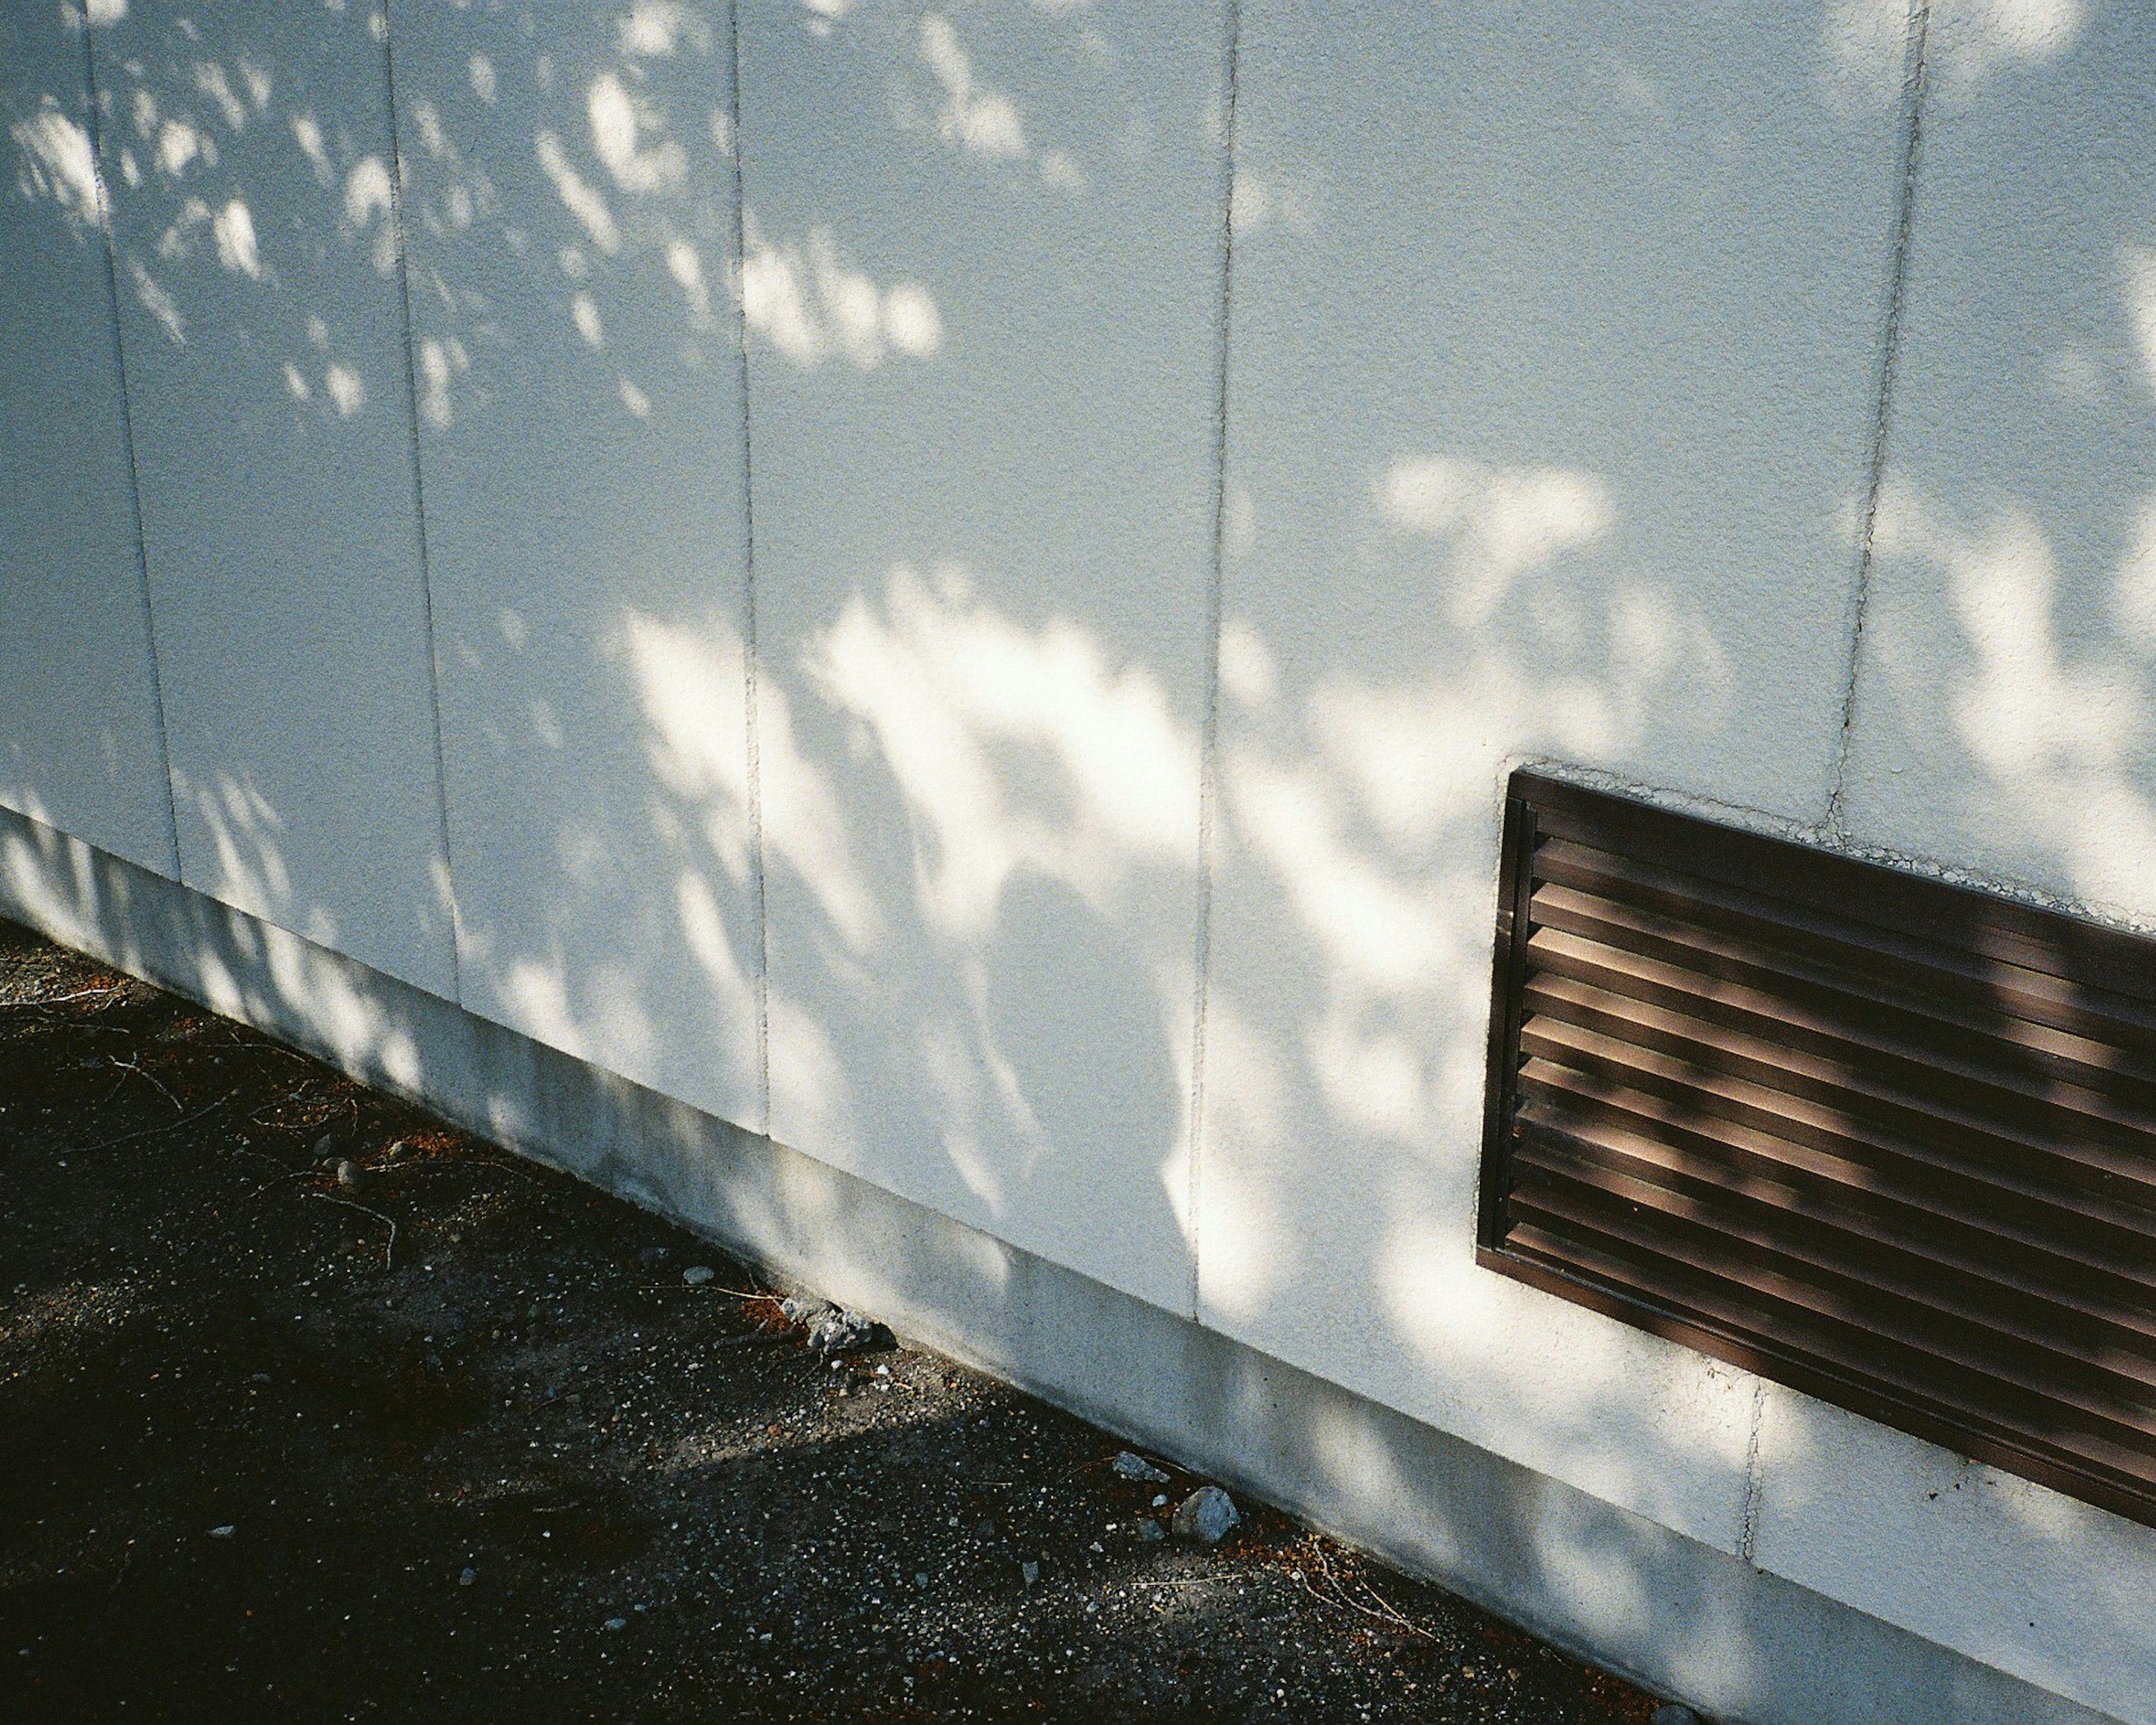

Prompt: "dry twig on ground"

[308,1192,399,1270]
[1294,1538,1440,1643]
[66,1089,238,1157]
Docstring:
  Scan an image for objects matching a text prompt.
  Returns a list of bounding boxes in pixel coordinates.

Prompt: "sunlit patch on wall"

[739,215,942,369]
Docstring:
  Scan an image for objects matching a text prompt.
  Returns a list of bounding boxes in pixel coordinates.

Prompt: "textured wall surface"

[1199,0,1909,1554]
[0,3,175,875]
[1753,1384,2155,1725]
[1838,3,2156,919]
[3,0,2152,1716]
[92,0,455,995]
[737,0,1227,1314]
[393,0,761,1126]
[1797,6,2156,1717]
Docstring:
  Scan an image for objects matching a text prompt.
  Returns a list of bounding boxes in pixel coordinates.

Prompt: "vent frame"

[1477,768,2156,1529]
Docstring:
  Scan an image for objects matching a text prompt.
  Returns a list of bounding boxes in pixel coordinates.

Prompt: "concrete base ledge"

[0,804,2121,1725]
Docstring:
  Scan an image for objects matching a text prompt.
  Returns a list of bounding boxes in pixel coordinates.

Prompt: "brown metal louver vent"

[1479,769,2156,1527]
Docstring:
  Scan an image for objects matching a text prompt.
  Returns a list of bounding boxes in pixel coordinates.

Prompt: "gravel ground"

[0,918,1667,1723]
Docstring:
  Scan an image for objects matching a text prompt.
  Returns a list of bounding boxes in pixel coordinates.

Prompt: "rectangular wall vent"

[1479,769,2156,1527]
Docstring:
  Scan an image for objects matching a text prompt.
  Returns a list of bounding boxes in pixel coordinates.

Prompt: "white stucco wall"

[736,0,1227,1315]
[1779,5,2156,1718]
[391,0,762,1128]
[90,0,455,996]
[1754,1383,2156,1725]
[0,2,175,875]
[1838,1,2156,919]
[1199,0,1907,1554]
[4,1,2151,1715]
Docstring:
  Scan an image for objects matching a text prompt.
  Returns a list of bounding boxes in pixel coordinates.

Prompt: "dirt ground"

[0,917,1669,1724]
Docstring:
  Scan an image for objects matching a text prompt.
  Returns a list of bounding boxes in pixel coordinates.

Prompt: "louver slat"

[1478,769,2156,1527]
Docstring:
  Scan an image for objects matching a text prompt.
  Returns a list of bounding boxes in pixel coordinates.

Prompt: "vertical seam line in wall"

[725,0,773,1138]
[1824,0,1930,841]
[79,13,184,884]
[1739,1378,1769,1563]
[378,0,465,1006]
[1189,0,1243,1324]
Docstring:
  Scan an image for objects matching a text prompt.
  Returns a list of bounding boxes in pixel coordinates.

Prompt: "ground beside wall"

[0,919,1666,1724]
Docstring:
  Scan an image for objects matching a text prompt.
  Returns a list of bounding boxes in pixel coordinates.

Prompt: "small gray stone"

[1020,1560,1040,1587]
[1651,1708,1702,1725]
[334,1158,363,1192]
[207,1525,235,1539]
[602,1617,627,1632]
[807,1307,880,1358]
[682,1265,716,1286]
[1137,1519,1165,1543]
[779,1293,832,1327]
[1170,1486,1240,1546]
[458,1567,476,1586]
[313,1133,339,1163]
[1111,1450,1171,1485]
